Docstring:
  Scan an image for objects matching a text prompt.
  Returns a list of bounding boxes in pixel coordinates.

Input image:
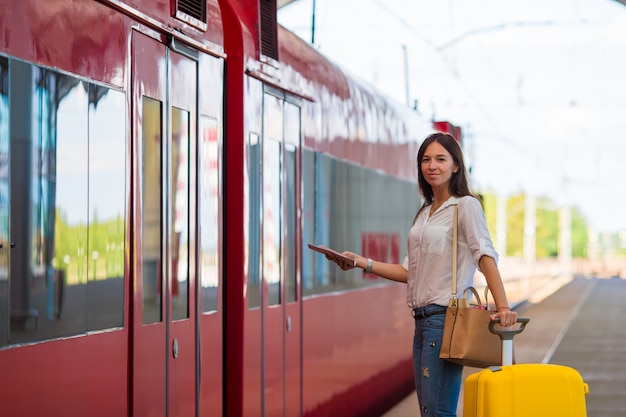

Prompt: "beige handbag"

[439,205,502,368]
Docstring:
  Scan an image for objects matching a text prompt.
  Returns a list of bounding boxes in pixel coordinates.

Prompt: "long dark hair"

[414,132,477,219]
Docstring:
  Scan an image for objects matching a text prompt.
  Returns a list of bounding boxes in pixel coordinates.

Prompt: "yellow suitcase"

[464,319,589,417]
[464,363,589,417]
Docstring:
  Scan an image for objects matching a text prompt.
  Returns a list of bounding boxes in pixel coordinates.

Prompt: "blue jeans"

[412,305,463,417]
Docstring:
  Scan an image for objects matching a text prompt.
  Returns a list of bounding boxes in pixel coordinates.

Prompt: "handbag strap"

[451,204,458,299]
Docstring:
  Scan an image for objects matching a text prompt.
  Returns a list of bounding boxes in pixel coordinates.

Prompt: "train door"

[131,31,198,417]
[248,89,302,416]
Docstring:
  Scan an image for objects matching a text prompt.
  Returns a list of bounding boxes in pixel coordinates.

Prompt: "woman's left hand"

[490,308,518,327]
[325,251,359,271]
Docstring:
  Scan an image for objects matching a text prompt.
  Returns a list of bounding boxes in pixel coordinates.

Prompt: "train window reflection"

[171,107,190,321]
[301,150,418,298]
[264,138,281,306]
[301,150,316,295]
[285,144,297,303]
[11,67,89,343]
[200,116,219,313]
[284,100,300,303]
[263,93,283,307]
[87,86,125,331]
[0,56,9,345]
[1,58,126,347]
[141,97,163,324]
[247,133,261,309]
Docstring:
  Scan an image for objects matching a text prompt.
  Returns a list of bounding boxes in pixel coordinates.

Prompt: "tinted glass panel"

[171,107,190,321]
[142,97,162,324]
[1,58,126,346]
[247,133,261,309]
[263,94,282,306]
[301,151,316,294]
[199,116,219,313]
[264,138,281,306]
[87,86,125,330]
[301,150,419,297]
[0,56,8,344]
[10,68,90,343]
[284,101,300,303]
[285,144,297,303]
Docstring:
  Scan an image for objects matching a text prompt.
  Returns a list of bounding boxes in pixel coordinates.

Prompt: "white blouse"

[402,195,498,308]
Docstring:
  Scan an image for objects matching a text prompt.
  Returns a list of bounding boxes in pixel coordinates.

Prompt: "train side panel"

[0,1,226,416]
[0,1,444,416]
[302,285,415,417]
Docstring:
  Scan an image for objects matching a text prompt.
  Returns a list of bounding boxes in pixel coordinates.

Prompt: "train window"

[0,56,8,344]
[247,133,261,309]
[171,107,190,321]
[284,99,300,303]
[301,150,419,297]
[141,97,163,325]
[199,116,219,313]
[264,138,281,306]
[87,85,125,331]
[0,58,126,347]
[284,144,297,303]
[301,150,316,294]
[263,93,283,306]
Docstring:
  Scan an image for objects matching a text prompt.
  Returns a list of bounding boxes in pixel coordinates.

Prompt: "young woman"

[328,132,517,416]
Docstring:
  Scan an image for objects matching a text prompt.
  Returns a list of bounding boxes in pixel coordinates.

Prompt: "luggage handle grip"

[489,317,530,340]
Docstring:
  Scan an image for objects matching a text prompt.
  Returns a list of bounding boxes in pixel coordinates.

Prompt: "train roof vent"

[260,0,278,60]
[174,0,207,30]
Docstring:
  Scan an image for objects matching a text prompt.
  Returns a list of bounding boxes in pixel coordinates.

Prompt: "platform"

[381,276,626,417]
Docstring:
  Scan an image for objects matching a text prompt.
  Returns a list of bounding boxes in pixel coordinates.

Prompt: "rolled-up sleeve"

[459,197,498,271]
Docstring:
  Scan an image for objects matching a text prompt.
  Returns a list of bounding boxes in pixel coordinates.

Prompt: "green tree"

[536,199,558,258]
[478,191,589,259]
[506,194,525,257]
[571,207,588,258]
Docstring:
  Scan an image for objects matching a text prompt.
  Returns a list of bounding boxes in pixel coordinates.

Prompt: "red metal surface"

[243,309,262,417]
[219,1,247,415]
[99,0,224,53]
[302,284,415,416]
[0,331,128,416]
[285,301,303,417]
[199,313,223,416]
[264,305,285,416]
[0,0,127,88]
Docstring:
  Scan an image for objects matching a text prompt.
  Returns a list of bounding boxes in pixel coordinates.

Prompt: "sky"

[278,0,626,234]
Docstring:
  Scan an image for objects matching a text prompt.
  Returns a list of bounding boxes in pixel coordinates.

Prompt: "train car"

[0,1,449,416]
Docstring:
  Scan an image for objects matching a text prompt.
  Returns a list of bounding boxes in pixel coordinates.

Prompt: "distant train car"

[0,1,451,416]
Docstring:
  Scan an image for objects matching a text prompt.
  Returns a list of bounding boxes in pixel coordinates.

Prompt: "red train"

[0,1,459,416]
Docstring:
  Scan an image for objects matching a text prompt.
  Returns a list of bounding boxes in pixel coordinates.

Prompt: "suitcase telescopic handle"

[489,317,530,340]
[490,317,530,366]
